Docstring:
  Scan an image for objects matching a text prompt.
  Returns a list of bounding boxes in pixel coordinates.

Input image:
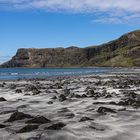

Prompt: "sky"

[0,0,140,64]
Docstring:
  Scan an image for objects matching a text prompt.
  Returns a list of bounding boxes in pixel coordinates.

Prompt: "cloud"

[0,0,140,24]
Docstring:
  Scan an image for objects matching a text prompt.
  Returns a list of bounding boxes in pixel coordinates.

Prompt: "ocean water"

[0,67,123,80]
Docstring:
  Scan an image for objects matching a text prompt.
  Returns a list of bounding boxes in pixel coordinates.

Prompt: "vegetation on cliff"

[1,30,140,67]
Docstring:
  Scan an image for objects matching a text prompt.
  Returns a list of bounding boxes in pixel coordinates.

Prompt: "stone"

[45,122,66,130]
[51,96,57,99]
[47,101,53,104]
[26,116,51,124]
[17,125,39,133]
[5,111,33,122]
[24,84,37,92]
[97,106,116,114]
[15,89,22,93]
[0,97,7,102]
[9,84,16,89]
[0,124,6,128]
[59,94,67,102]
[79,116,94,122]
[32,89,41,95]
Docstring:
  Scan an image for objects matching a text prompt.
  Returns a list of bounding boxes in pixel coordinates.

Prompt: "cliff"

[1,30,140,67]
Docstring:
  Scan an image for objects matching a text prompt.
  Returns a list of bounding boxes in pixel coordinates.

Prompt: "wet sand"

[0,71,140,140]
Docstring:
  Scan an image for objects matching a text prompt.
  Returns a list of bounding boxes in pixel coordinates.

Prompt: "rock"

[75,94,81,98]
[5,111,33,122]
[51,96,57,99]
[90,125,105,131]
[26,116,51,124]
[97,107,116,114]
[47,101,53,104]
[9,84,16,89]
[17,125,39,133]
[24,84,37,92]
[63,88,70,96]
[87,89,95,97]
[0,124,6,128]
[15,89,22,93]
[0,97,7,102]
[2,30,140,68]
[81,94,87,98]
[45,122,66,130]
[65,113,75,119]
[79,116,94,122]
[59,94,67,102]
[0,83,5,87]
[0,110,17,115]
[32,89,41,95]
[105,94,112,98]
[118,98,140,106]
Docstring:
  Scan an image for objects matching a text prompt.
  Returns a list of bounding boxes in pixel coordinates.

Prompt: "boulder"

[79,116,94,122]
[45,122,66,130]
[0,124,6,128]
[0,97,7,102]
[26,116,51,124]
[59,94,67,102]
[97,106,116,114]
[15,89,22,93]
[17,125,39,133]
[5,111,33,122]
[9,84,16,89]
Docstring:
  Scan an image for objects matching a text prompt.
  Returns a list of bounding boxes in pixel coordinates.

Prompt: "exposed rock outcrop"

[1,30,140,67]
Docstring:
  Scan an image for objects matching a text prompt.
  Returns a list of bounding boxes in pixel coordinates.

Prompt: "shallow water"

[0,73,140,140]
[0,67,127,80]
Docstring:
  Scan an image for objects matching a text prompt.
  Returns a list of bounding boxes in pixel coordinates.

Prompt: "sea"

[0,67,129,80]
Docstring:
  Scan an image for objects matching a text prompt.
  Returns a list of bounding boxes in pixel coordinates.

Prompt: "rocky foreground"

[0,72,140,140]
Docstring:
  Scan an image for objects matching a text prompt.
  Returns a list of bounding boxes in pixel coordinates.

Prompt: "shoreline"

[0,71,140,140]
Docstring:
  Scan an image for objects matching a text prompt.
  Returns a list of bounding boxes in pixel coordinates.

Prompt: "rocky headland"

[1,30,140,68]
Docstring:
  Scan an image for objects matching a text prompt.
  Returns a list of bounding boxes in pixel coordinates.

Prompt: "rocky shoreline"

[0,72,140,140]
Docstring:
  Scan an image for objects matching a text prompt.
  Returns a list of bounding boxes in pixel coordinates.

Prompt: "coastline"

[0,70,140,140]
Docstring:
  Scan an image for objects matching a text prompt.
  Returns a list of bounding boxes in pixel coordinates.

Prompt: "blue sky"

[0,0,140,63]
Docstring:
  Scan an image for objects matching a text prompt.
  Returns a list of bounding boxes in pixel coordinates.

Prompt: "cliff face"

[1,30,140,67]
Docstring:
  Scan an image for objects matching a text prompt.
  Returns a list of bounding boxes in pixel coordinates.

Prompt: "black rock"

[0,83,5,87]
[51,95,57,99]
[17,125,39,133]
[47,101,53,104]
[24,84,37,92]
[5,111,33,122]
[81,94,87,98]
[45,122,66,130]
[9,84,16,89]
[32,89,41,95]
[118,98,140,106]
[0,97,7,102]
[15,89,22,93]
[63,88,70,96]
[26,116,51,124]
[87,89,95,96]
[105,94,112,98]
[0,124,6,128]
[79,116,94,122]
[97,106,116,114]
[59,94,67,102]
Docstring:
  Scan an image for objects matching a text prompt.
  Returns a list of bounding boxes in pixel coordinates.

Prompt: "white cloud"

[0,0,140,24]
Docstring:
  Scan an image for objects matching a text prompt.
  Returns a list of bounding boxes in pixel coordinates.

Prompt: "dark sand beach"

[0,69,140,140]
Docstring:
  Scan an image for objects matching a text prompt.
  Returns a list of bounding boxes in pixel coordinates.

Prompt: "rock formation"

[1,30,140,67]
